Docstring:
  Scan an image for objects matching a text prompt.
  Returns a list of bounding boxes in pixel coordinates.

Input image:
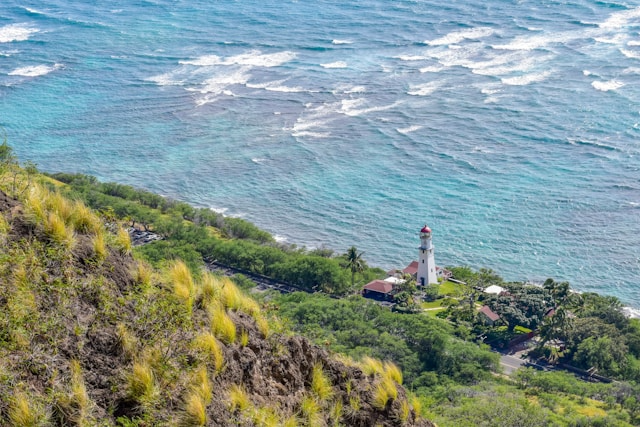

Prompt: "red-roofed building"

[362,280,395,301]
[478,305,501,326]
[402,261,419,276]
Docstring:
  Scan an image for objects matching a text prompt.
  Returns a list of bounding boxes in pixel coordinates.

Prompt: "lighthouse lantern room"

[417,224,437,286]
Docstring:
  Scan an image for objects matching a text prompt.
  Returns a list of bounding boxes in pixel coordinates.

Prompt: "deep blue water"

[1,0,639,307]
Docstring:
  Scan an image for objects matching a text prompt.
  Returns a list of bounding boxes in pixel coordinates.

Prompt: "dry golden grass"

[399,399,410,423]
[0,214,8,236]
[116,323,138,360]
[251,406,281,427]
[45,211,75,248]
[200,272,221,308]
[115,227,132,255]
[382,376,398,400]
[47,191,74,223]
[220,277,242,310]
[329,399,343,427]
[300,396,322,427]
[372,382,391,410]
[192,332,224,373]
[69,360,90,416]
[409,394,422,417]
[192,367,213,405]
[240,329,249,347]
[210,304,236,344]
[311,363,333,402]
[182,393,207,426]
[127,360,156,404]
[92,232,107,261]
[383,361,403,385]
[8,392,47,427]
[361,356,384,376]
[134,261,153,292]
[71,201,102,235]
[255,315,270,339]
[228,384,252,413]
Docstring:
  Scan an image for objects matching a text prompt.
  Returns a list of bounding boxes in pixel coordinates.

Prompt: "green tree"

[343,246,365,290]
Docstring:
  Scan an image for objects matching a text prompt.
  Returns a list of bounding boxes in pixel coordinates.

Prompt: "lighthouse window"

[422,260,424,263]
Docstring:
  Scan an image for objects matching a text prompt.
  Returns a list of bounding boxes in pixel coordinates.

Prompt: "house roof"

[384,276,406,285]
[363,280,394,294]
[479,305,500,322]
[403,261,419,275]
[484,285,506,295]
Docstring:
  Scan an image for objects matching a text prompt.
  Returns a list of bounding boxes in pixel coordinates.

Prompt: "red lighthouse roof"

[420,225,431,233]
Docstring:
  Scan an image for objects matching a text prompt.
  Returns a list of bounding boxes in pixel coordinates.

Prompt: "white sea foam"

[623,67,640,74]
[247,79,307,93]
[397,125,422,134]
[620,48,640,59]
[594,34,626,44]
[492,31,576,51]
[591,80,625,91]
[199,68,250,94]
[484,97,499,104]
[344,85,366,93]
[342,99,401,116]
[8,63,61,77]
[628,41,640,46]
[251,157,266,164]
[321,61,347,68]
[501,71,551,85]
[472,54,554,77]
[426,27,495,46]
[180,50,296,67]
[0,23,39,43]
[583,70,592,76]
[147,72,182,86]
[599,7,640,30]
[0,49,19,57]
[274,234,288,243]
[623,306,640,319]
[481,87,501,95]
[407,81,442,96]
[395,55,428,61]
[419,65,445,73]
[332,39,352,45]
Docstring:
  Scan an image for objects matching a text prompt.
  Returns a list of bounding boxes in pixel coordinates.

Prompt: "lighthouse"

[417,224,437,286]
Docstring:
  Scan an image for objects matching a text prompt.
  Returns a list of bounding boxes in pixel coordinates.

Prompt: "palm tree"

[344,246,365,290]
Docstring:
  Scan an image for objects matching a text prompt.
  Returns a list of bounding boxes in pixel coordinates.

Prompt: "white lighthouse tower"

[417,224,437,286]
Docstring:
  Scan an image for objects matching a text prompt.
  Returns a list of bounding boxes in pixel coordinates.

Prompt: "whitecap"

[181,50,296,67]
[484,97,499,104]
[198,68,251,94]
[247,79,306,92]
[594,34,626,44]
[321,61,347,69]
[147,72,182,86]
[332,39,352,45]
[341,99,401,116]
[591,80,624,91]
[395,55,428,61]
[397,125,422,134]
[0,23,39,43]
[0,49,19,57]
[501,71,551,85]
[492,31,576,51]
[620,48,640,59]
[344,85,366,93]
[583,70,592,76]
[274,234,288,243]
[628,41,640,46]
[425,27,495,46]
[623,67,640,74]
[419,65,445,73]
[8,63,62,77]
[598,7,640,30]
[251,158,266,164]
[622,306,640,319]
[407,81,442,96]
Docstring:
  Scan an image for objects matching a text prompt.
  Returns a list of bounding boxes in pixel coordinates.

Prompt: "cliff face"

[0,188,431,426]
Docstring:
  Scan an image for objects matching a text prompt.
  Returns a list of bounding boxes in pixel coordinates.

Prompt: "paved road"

[500,354,528,375]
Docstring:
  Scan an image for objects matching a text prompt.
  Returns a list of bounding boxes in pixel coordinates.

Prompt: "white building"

[417,224,438,286]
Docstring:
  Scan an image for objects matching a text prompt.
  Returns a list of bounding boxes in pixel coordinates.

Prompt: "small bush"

[192,333,224,373]
[311,363,333,402]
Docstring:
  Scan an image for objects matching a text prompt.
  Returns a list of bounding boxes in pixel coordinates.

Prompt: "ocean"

[1,0,639,307]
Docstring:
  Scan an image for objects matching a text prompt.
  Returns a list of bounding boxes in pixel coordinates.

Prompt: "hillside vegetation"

[0,150,428,426]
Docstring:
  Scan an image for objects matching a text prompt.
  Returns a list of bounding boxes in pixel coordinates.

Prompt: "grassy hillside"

[0,158,428,425]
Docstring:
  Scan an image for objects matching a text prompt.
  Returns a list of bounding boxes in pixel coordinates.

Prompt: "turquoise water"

[1,1,639,306]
